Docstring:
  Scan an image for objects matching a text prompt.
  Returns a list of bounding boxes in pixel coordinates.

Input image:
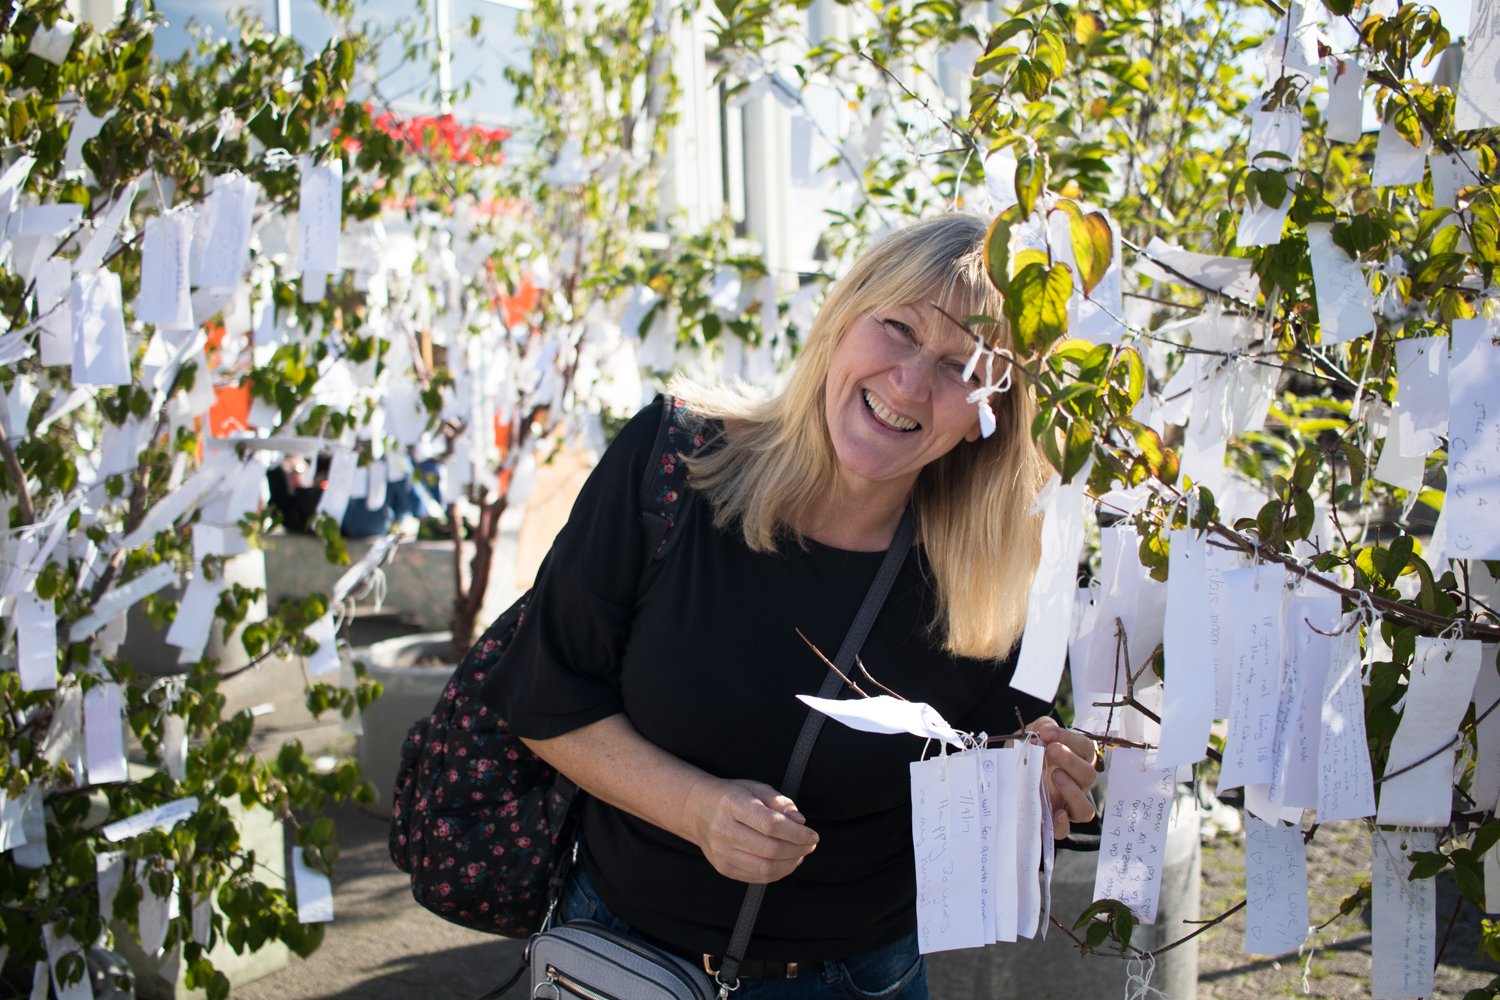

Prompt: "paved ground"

[233,801,530,1000]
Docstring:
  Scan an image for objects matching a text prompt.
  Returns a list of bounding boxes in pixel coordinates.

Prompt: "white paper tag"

[1267,593,1339,811]
[192,894,214,946]
[1306,223,1376,344]
[69,562,176,641]
[41,924,93,1000]
[1371,829,1437,999]
[1014,743,1046,939]
[304,612,342,678]
[1236,199,1292,248]
[1248,109,1304,167]
[137,211,195,328]
[799,695,965,747]
[27,19,76,64]
[1218,566,1287,792]
[1378,638,1483,826]
[71,270,131,386]
[16,593,58,691]
[0,789,28,853]
[1093,747,1177,923]
[290,838,335,923]
[1012,475,1090,700]
[1456,0,1500,131]
[1158,529,1216,765]
[1372,119,1430,188]
[1374,417,1426,496]
[1243,815,1309,955]
[297,157,343,274]
[1446,319,1500,559]
[36,257,73,366]
[911,753,986,952]
[1393,337,1448,456]
[981,746,1020,942]
[1325,58,1367,144]
[101,796,199,842]
[315,447,357,524]
[83,682,128,785]
[163,714,189,782]
[12,786,49,867]
[165,572,227,660]
[1319,617,1377,820]
[97,849,125,922]
[135,858,176,956]
[1472,646,1500,813]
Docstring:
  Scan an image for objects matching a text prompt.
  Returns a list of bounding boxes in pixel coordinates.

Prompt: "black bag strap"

[714,506,917,993]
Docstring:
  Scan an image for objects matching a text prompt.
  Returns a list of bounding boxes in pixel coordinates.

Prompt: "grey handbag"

[525,510,916,1000]
[529,921,716,999]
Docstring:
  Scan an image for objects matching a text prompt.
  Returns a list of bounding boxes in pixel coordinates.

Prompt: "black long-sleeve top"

[485,398,1045,962]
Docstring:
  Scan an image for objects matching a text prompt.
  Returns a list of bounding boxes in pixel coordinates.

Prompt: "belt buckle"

[702,956,799,979]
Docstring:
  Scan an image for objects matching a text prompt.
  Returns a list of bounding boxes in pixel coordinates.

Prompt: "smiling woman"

[483,214,1096,1000]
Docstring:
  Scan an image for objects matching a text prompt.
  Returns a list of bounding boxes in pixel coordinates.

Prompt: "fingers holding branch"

[687,778,819,885]
[1025,717,1100,840]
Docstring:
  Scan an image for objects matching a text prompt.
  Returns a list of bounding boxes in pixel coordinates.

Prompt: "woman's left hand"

[1025,717,1098,840]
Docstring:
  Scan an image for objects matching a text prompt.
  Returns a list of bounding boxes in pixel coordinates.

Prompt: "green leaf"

[1015,58,1052,101]
[1115,347,1145,405]
[1063,418,1093,482]
[1034,28,1067,78]
[985,210,1014,293]
[1055,200,1113,295]
[1474,821,1500,859]
[1014,152,1047,216]
[1255,168,1289,210]
[1407,850,1449,880]
[1003,261,1073,354]
[1074,11,1103,43]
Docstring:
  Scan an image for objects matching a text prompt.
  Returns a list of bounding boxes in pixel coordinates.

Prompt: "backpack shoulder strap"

[637,393,719,563]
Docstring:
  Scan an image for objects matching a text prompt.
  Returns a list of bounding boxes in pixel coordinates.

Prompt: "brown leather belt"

[701,955,800,979]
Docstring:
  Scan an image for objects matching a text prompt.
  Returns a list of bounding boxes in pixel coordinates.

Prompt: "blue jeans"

[558,867,929,999]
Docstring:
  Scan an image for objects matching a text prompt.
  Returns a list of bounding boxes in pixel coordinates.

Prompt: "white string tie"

[1123,953,1168,1000]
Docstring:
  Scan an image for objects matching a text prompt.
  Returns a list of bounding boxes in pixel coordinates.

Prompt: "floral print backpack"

[387,396,710,936]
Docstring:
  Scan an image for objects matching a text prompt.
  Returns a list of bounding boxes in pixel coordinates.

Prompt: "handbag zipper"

[542,966,620,1000]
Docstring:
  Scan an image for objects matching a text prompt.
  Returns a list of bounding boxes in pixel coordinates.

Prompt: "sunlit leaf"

[1003,261,1073,354]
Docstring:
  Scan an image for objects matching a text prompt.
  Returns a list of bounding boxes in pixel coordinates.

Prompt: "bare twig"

[1377,692,1500,785]
[0,417,35,526]
[795,628,867,697]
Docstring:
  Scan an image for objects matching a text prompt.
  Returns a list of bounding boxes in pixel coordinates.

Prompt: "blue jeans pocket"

[834,933,925,999]
[557,866,634,936]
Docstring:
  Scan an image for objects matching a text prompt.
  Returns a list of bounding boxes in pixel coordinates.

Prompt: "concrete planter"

[109,794,290,999]
[926,788,1201,999]
[355,633,456,813]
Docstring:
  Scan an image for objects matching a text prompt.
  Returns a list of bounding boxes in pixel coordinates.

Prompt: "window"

[351,0,443,116]
[449,0,522,125]
[151,0,277,62]
[287,0,339,53]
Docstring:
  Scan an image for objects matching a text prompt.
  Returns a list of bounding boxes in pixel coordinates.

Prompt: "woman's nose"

[889,349,935,398]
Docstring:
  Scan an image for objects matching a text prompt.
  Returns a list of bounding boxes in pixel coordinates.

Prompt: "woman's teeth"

[864,390,918,431]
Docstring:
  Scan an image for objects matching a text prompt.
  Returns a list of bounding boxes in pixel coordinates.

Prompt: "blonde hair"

[670,214,1048,660]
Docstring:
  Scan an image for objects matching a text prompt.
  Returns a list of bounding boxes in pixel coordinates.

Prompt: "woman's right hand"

[686,778,820,884]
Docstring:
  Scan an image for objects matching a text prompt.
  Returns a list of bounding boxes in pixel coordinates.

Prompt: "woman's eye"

[945,362,977,385]
[882,319,916,341]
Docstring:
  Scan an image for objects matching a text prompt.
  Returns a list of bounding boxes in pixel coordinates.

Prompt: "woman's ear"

[964,423,982,444]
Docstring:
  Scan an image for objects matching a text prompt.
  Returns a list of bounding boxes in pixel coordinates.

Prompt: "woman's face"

[823,302,984,498]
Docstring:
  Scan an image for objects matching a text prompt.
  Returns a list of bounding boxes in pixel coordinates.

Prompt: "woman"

[488,214,1099,998]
